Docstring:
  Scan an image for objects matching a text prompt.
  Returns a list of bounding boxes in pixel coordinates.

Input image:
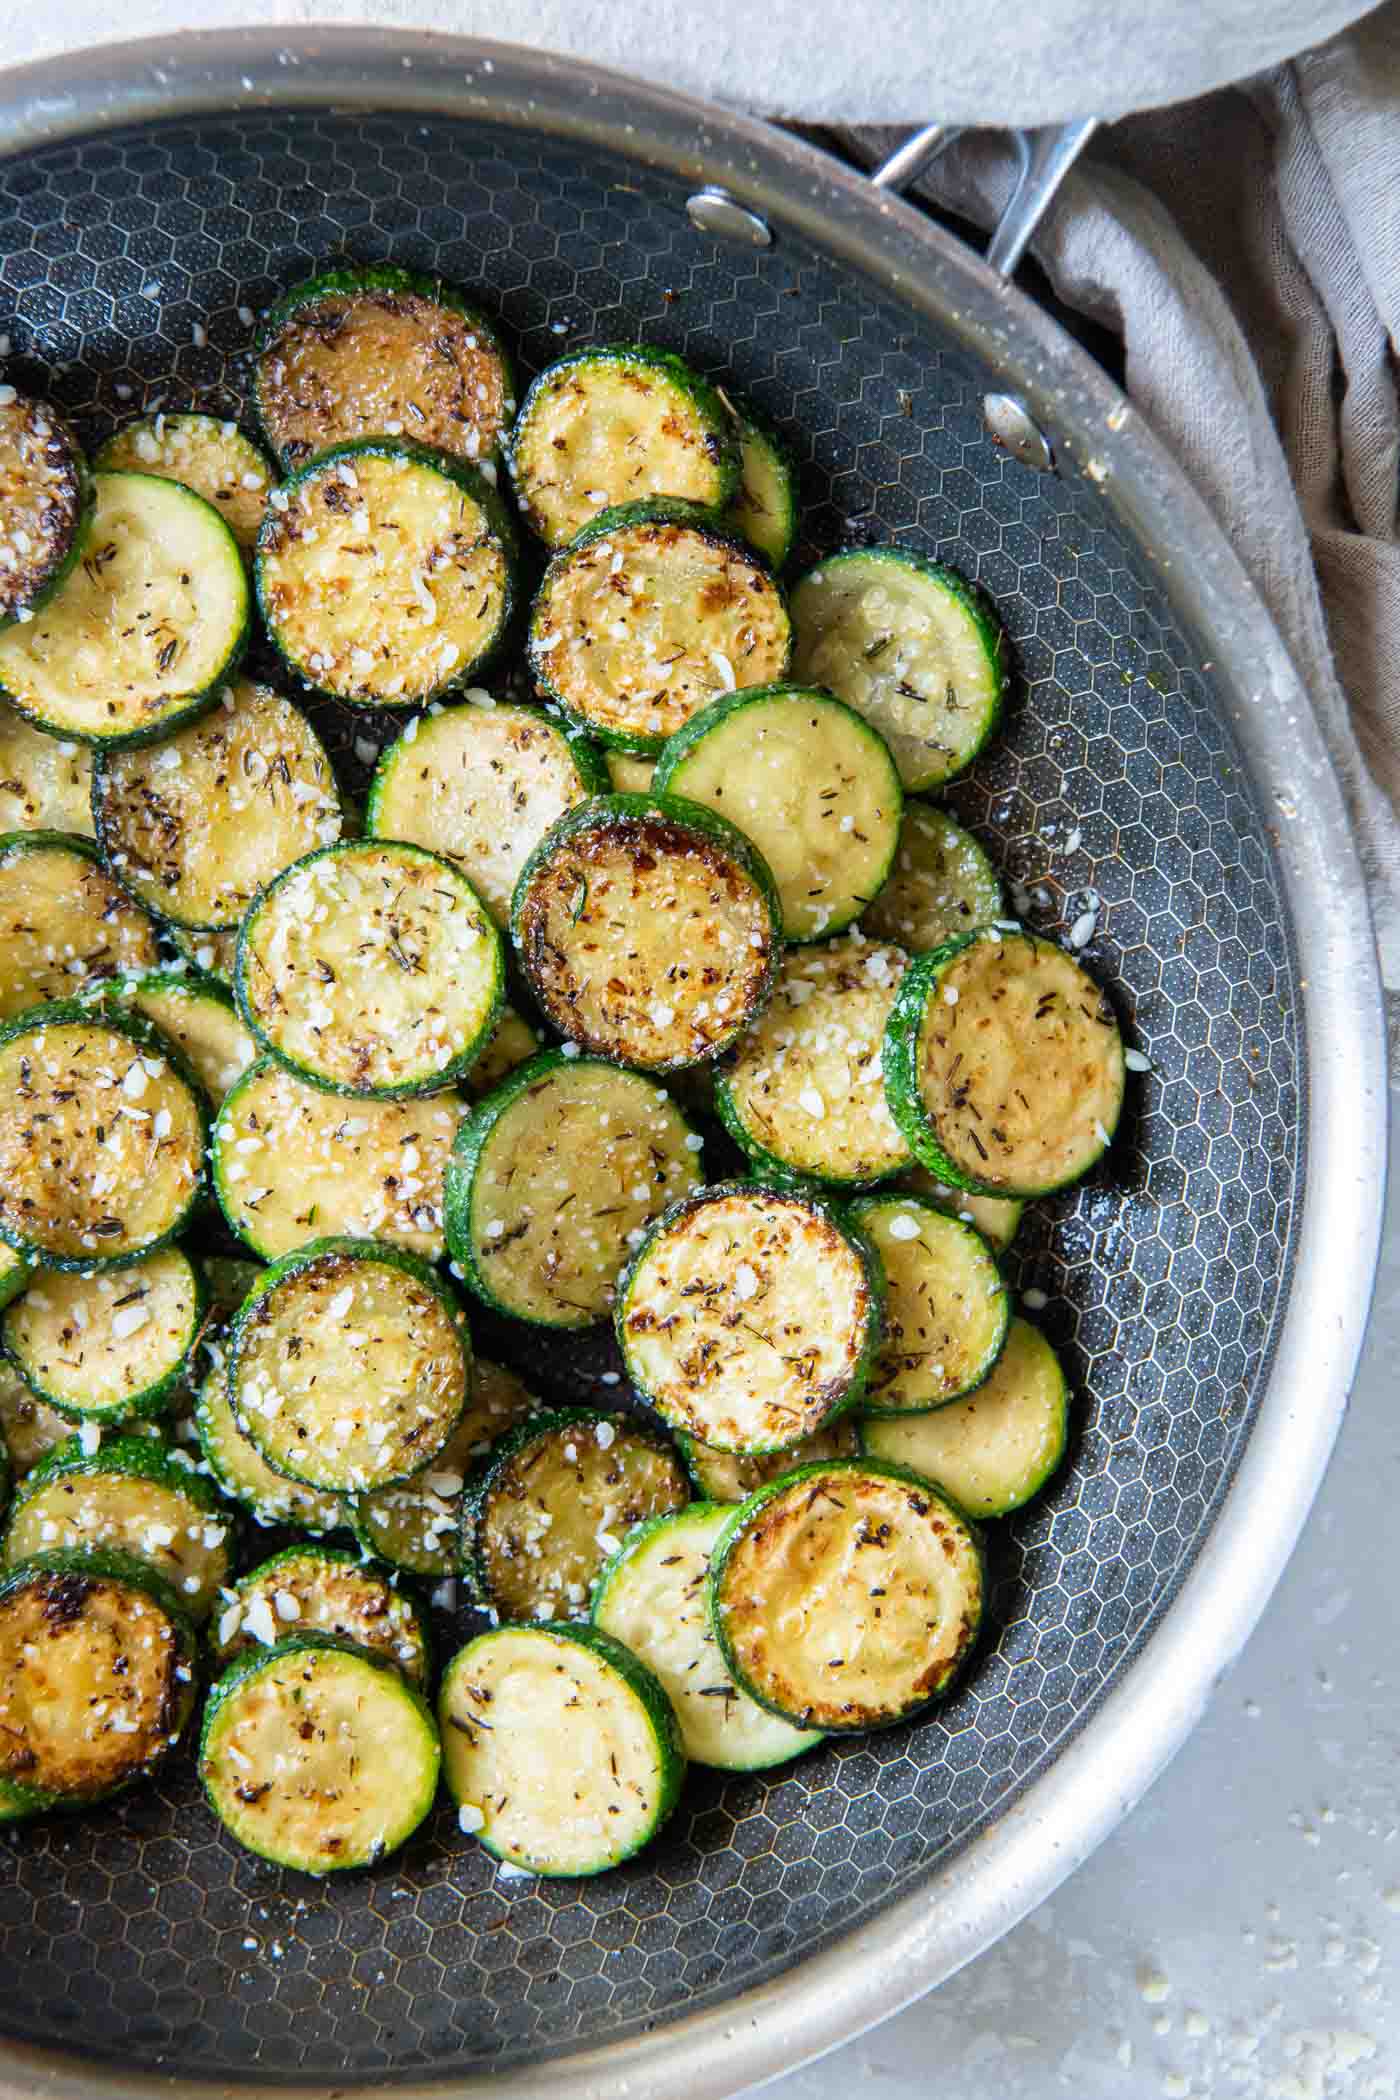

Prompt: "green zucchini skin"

[209,1543,431,1690]
[438,1620,687,1876]
[1,1243,206,1424]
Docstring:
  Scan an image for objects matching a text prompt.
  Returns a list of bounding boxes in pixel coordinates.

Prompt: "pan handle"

[870,118,1098,278]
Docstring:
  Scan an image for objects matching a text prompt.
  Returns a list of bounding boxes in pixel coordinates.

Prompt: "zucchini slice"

[444,1051,704,1330]
[861,801,1004,952]
[254,265,515,470]
[719,394,798,570]
[236,839,503,1100]
[848,1191,1008,1413]
[2,1245,204,1424]
[884,927,1126,1196]
[0,1359,70,1477]
[256,439,517,707]
[716,936,913,1186]
[462,1002,541,1100]
[0,470,249,748]
[0,1004,206,1267]
[93,677,342,930]
[228,1237,470,1494]
[862,1314,1068,1517]
[605,751,655,794]
[213,1055,467,1261]
[676,1416,860,1503]
[4,1434,232,1620]
[0,701,94,834]
[170,923,238,987]
[0,1245,30,1314]
[0,1549,196,1803]
[95,413,274,556]
[439,1622,685,1875]
[211,1544,430,1689]
[353,1358,537,1578]
[790,549,1006,791]
[365,698,608,929]
[462,1407,690,1622]
[512,795,780,1071]
[200,1633,440,1873]
[897,1164,1024,1257]
[593,1505,821,1771]
[653,683,901,941]
[194,1364,348,1535]
[0,393,90,624]
[617,1181,882,1453]
[0,830,157,1020]
[528,503,791,755]
[710,1458,984,1730]
[95,966,256,1105]
[509,345,738,549]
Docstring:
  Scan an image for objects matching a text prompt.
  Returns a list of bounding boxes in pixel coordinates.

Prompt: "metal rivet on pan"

[686,187,773,247]
[982,392,1055,472]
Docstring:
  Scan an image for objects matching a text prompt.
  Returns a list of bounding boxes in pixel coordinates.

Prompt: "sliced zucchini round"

[92,677,342,930]
[719,393,798,570]
[0,700,94,834]
[676,1417,861,1503]
[716,935,913,1186]
[896,1164,1024,1257]
[213,1055,467,1261]
[0,1549,196,1803]
[790,549,1006,791]
[593,1504,821,1771]
[884,927,1126,1196]
[236,839,503,1100]
[2,1245,204,1424]
[353,1358,537,1578]
[0,1359,70,1477]
[617,1181,882,1453]
[0,393,91,625]
[461,1001,541,1100]
[0,1003,206,1268]
[605,751,655,794]
[0,470,249,748]
[443,1051,704,1329]
[4,1434,232,1620]
[200,1633,440,1873]
[848,1191,1008,1413]
[256,439,517,707]
[170,922,238,987]
[711,1458,984,1730]
[0,830,157,1020]
[211,1544,430,1689]
[462,1407,690,1622]
[512,794,780,1071]
[365,697,608,929]
[861,801,1004,952]
[194,1363,348,1534]
[95,413,274,556]
[509,345,739,549]
[862,1315,1068,1518]
[654,683,901,941]
[439,1622,685,1875]
[528,503,791,755]
[228,1237,470,1494]
[94,966,256,1105]
[254,265,515,470]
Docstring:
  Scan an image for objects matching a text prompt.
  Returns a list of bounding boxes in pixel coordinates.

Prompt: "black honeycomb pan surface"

[0,110,1299,2084]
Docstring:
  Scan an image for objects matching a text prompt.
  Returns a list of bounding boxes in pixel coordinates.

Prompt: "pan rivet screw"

[686,187,773,248]
[982,393,1054,472]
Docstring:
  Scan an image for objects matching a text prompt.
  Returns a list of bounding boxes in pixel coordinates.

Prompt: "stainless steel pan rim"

[0,28,1384,2100]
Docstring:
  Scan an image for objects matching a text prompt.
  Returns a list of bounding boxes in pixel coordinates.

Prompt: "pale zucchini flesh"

[194,1365,348,1534]
[593,1505,821,1771]
[97,968,256,1105]
[861,801,1004,952]
[711,1459,983,1729]
[850,1192,1008,1413]
[896,1164,1024,1256]
[720,396,797,569]
[677,1416,860,1503]
[439,1623,685,1875]
[618,1184,879,1453]
[366,699,604,929]
[0,702,93,834]
[170,923,238,987]
[605,751,655,794]
[212,1546,430,1689]
[0,470,248,746]
[96,414,273,555]
[653,684,901,941]
[717,935,912,1185]
[236,840,502,1099]
[3,1245,202,1422]
[862,1315,1068,1517]
[94,677,342,929]
[0,832,157,1020]
[214,1056,468,1260]
[0,1244,30,1314]
[353,1359,537,1577]
[0,395,89,622]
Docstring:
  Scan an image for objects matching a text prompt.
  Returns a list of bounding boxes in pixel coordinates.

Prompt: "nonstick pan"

[0,28,1384,2100]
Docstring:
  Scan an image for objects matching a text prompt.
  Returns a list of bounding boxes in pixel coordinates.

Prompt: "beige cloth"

[853,0,1400,1056]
